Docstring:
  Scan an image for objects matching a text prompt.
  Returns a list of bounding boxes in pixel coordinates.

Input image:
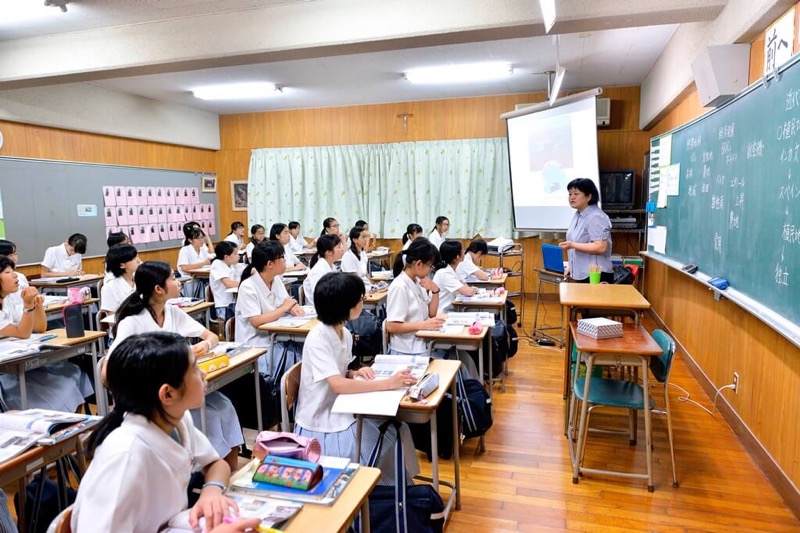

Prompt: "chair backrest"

[297,284,305,306]
[381,319,389,353]
[224,317,235,342]
[280,362,302,432]
[53,504,73,533]
[205,285,215,304]
[96,309,112,334]
[649,329,676,384]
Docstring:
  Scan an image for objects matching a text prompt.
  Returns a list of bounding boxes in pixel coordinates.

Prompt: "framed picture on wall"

[201,174,217,193]
[232,181,248,211]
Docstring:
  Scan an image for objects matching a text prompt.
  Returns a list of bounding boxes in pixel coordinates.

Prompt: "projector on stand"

[487,237,514,253]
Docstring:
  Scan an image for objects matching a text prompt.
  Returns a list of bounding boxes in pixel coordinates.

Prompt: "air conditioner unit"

[596,98,611,127]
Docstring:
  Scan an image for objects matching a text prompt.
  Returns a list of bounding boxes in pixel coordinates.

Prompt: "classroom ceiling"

[0,0,727,115]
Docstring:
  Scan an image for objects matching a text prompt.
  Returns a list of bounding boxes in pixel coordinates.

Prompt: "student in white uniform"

[103,231,130,283]
[354,219,372,252]
[288,221,315,254]
[0,256,91,412]
[269,223,306,272]
[340,226,371,286]
[433,240,477,314]
[428,216,450,249]
[235,241,305,374]
[209,241,239,321]
[386,238,444,355]
[72,332,259,533]
[100,244,139,314]
[244,223,266,262]
[111,261,243,470]
[177,227,212,277]
[40,233,87,277]
[182,221,214,252]
[294,272,418,485]
[0,240,29,290]
[223,221,246,252]
[400,223,423,251]
[320,217,348,249]
[303,234,344,310]
[456,239,490,281]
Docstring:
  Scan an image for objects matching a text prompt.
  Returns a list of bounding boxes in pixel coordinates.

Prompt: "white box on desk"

[576,317,623,339]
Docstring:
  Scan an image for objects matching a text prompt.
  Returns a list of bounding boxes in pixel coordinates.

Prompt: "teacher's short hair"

[567,178,601,205]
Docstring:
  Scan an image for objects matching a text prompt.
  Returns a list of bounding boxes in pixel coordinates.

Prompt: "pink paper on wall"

[104,208,116,227]
[158,224,169,241]
[147,206,158,224]
[157,207,167,224]
[191,204,199,219]
[148,225,159,242]
[207,204,215,223]
[117,207,129,226]
[136,187,146,205]
[190,188,200,204]
[128,225,140,244]
[156,187,166,204]
[174,187,184,205]
[127,207,139,225]
[126,187,137,206]
[137,225,149,244]
[146,187,157,205]
[208,220,216,236]
[165,187,174,205]
[138,206,147,225]
[199,221,208,233]
[103,187,116,207]
[183,205,192,222]
[182,187,191,205]
[168,224,180,241]
[115,187,127,206]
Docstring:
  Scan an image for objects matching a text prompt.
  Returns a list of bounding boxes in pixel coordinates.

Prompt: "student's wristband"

[23,307,35,313]
[202,481,227,492]
[430,290,440,294]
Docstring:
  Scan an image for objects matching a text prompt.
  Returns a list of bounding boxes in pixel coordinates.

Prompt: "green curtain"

[248,138,512,239]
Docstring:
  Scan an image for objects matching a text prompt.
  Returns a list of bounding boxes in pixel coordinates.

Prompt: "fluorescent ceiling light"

[1,1,62,23]
[549,66,566,106]
[404,62,512,84]
[192,82,280,100]
[539,0,556,33]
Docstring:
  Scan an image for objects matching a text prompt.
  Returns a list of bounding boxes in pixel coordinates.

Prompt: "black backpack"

[345,310,384,362]
[457,372,493,439]
[490,320,509,378]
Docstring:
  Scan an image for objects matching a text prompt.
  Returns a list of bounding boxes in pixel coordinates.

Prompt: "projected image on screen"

[506,94,600,230]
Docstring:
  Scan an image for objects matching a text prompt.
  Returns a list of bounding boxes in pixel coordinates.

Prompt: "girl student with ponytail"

[432,240,477,314]
[269,223,306,272]
[320,217,348,248]
[234,241,305,375]
[340,226,370,286]
[456,238,490,281]
[354,219,372,252]
[209,241,239,321]
[428,216,450,249]
[100,244,140,314]
[72,333,259,533]
[224,221,246,252]
[0,255,92,412]
[302,234,345,309]
[244,223,266,262]
[401,223,423,251]
[110,261,244,470]
[385,238,445,355]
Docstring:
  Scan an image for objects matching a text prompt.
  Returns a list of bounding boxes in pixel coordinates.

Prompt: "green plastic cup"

[589,271,602,284]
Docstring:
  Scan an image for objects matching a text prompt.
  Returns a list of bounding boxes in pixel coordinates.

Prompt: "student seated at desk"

[178,227,212,277]
[235,242,304,374]
[40,233,87,278]
[0,256,92,412]
[295,272,419,485]
[456,239,490,281]
[73,333,259,533]
[111,261,244,471]
[320,217,348,249]
[244,223,266,263]
[100,244,139,315]
[269,223,305,272]
[0,239,29,290]
[341,226,371,286]
[433,240,477,314]
[209,241,239,321]
[303,234,344,309]
[354,219,372,252]
[183,221,214,251]
[386,239,444,356]
[428,216,449,249]
[224,221,246,252]
[401,223,423,251]
[288,220,315,253]
[103,231,130,283]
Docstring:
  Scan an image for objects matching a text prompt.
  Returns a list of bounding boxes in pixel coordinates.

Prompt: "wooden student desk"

[0,329,106,410]
[363,289,388,313]
[452,292,507,392]
[352,359,463,519]
[30,274,104,295]
[258,318,318,374]
[567,322,663,491]
[44,297,100,330]
[465,272,507,287]
[200,348,267,433]
[284,466,381,533]
[183,266,211,279]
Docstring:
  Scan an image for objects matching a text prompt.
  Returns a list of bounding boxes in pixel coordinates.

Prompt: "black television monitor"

[599,170,635,209]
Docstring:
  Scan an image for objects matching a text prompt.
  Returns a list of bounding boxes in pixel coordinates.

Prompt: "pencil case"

[253,431,321,462]
[252,455,323,491]
[197,353,229,373]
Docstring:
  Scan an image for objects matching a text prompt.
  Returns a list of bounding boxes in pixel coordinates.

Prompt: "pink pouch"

[253,431,322,463]
[67,286,89,304]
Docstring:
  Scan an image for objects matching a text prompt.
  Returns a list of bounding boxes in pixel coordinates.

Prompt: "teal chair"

[569,329,678,491]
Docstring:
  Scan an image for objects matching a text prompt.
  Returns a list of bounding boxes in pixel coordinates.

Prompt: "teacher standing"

[559,178,614,283]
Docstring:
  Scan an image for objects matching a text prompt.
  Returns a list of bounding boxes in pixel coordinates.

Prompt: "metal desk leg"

[92,341,107,415]
[18,365,27,409]
[642,357,654,492]
[479,341,490,400]
[572,353,594,484]
[254,363,263,432]
[360,497,371,533]
[451,376,462,509]
[200,404,208,433]
[354,416,363,462]
[205,307,211,329]
[430,407,439,493]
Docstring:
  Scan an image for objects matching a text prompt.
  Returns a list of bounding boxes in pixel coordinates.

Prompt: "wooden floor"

[419,300,800,532]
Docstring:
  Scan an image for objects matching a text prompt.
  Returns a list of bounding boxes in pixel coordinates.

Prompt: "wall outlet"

[733,372,739,394]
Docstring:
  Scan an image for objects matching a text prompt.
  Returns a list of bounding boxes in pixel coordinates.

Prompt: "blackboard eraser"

[682,263,698,274]
[708,277,729,290]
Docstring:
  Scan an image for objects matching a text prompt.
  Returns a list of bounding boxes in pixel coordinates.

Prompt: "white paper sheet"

[648,226,667,254]
[331,389,406,416]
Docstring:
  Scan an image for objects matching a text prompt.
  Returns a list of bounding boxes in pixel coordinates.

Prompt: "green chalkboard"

[651,55,800,326]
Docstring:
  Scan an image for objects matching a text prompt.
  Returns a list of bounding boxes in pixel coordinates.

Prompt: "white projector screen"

[506,95,600,231]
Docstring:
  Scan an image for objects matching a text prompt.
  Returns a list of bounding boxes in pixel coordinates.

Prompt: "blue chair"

[568,328,677,491]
